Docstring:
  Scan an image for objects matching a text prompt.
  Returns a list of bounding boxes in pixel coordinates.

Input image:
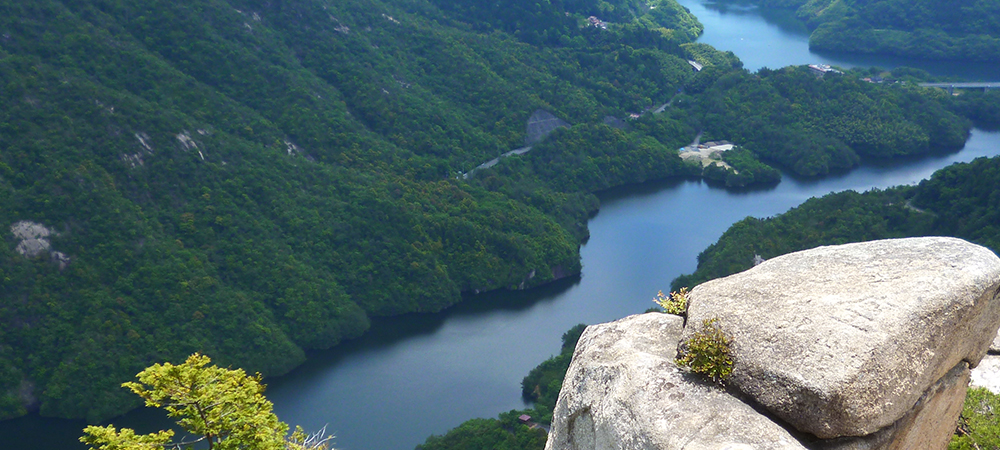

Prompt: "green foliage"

[423,0,702,47]
[414,411,547,450]
[721,147,781,186]
[681,43,743,69]
[520,324,587,423]
[672,155,1000,292]
[702,147,782,188]
[911,156,1000,252]
[671,188,934,290]
[0,0,705,421]
[653,288,689,315]
[80,426,175,450]
[559,323,589,353]
[515,123,696,193]
[950,387,1000,450]
[949,90,1000,131]
[758,0,1000,61]
[676,318,733,384]
[679,65,972,176]
[80,354,331,450]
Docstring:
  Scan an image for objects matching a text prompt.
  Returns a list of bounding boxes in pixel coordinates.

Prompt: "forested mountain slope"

[672,155,1000,290]
[757,0,1000,61]
[0,0,992,424]
[0,0,708,422]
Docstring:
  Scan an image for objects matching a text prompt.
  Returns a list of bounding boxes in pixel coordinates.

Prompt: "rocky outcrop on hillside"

[546,237,1000,450]
[10,221,70,270]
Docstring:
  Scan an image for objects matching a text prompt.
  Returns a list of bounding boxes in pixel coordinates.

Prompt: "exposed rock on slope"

[11,221,54,257]
[10,221,70,269]
[547,237,1000,450]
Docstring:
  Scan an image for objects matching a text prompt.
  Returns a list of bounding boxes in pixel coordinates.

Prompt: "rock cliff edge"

[546,237,1000,450]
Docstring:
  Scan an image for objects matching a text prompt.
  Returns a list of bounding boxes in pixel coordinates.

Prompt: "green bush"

[676,318,733,384]
[654,288,689,316]
[950,387,1000,450]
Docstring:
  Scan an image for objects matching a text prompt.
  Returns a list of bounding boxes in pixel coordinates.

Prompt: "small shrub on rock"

[654,288,689,316]
[951,387,1000,450]
[676,318,733,384]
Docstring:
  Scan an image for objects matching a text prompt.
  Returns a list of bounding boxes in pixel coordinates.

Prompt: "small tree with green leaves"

[676,318,733,384]
[81,354,333,450]
[653,287,689,316]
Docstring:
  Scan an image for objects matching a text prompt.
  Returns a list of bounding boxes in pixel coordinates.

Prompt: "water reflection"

[701,1,810,37]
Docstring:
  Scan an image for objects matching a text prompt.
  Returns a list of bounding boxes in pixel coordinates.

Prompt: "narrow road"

[464,94,680,179]
[462,146,532,179]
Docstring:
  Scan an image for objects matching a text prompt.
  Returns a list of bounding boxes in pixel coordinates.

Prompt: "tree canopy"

[80,354,331,450]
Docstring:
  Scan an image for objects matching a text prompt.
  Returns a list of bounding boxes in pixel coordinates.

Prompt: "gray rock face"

[10,221,71,269]
[545,314,807,450]
[971,354,1000,393]
[815,362,970,450]
[682,237,1000,439]
[11,221,53,257]
[525,110,570,146]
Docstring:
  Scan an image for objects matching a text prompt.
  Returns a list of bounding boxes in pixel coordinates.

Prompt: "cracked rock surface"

[683,237,1000,439]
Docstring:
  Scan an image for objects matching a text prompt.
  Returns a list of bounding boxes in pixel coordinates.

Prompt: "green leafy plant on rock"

[654,287,689,316]
[676,318,733,384]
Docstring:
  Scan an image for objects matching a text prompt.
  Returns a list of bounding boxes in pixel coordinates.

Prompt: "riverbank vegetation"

[671,155,1000,290]
[704,147,781,187]
[754,0,1000,62]
[416,324,586,450]
[681,65,972,176]
[0,0,993,424]
[414,411,548,450]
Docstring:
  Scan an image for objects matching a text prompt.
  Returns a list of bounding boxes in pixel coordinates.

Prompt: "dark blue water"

[4,2,1000,450]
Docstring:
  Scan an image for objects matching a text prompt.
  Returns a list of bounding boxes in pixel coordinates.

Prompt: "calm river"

[4,1,1000,449]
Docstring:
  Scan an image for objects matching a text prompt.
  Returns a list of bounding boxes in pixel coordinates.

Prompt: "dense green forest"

[754,0,1000,61]
[672,154,1000,291]
[414,411,548,450]
[680,65,973,176]
[0,0,703,422]
[0,0,993,424]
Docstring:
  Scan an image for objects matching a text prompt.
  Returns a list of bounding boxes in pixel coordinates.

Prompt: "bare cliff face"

[546,237,1000,450]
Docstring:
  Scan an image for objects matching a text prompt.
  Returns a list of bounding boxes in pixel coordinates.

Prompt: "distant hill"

[672,155,1000,291]
[756,0,1000,61]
